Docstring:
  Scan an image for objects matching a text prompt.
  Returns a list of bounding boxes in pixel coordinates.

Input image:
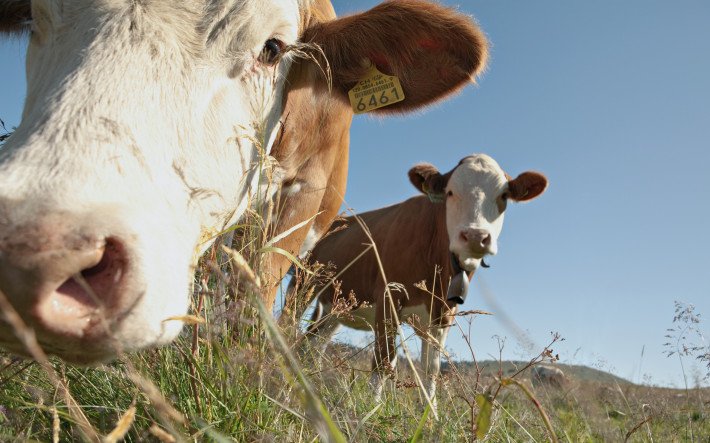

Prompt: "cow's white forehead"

[201,0,302,52]
[448,154,507,192]
[36,0,303,51]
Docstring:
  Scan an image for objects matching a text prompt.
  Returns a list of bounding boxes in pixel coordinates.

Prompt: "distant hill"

[326,341,633,386]
[445,360,633,385]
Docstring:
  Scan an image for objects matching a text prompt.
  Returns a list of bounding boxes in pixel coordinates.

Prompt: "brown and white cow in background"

[0,0,487,364]
[300,154,548,404]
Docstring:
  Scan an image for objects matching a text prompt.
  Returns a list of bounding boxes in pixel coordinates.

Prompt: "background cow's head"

[409,154,547,271]
[0,0,487,364]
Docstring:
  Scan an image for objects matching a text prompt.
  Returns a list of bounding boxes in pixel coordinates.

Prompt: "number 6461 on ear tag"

[348,64,406,114]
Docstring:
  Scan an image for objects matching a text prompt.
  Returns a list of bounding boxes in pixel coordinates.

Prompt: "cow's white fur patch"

[298,224,320,257]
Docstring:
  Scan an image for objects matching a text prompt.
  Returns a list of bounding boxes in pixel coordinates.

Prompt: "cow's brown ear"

[0,1,31,35]
[302,0,488,113]
[507,172,548,202]
[408,163,447,202]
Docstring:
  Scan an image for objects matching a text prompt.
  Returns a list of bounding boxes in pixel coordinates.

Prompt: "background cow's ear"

[302,0,488,113]
[408,163,447,202]
[507,172,548,202]
[0,1,32,35]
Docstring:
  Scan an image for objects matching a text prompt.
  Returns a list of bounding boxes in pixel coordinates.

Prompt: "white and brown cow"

[0,1,488,364]
[301,154,548,404]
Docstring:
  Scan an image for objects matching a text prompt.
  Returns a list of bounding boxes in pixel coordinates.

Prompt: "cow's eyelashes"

[258,38,285,65]
[29,20,47,43]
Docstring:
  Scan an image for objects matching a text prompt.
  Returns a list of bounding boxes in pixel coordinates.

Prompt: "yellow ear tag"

[348,62,405,114]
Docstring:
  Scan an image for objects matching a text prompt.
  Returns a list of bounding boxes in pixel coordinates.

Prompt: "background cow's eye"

[259,38,284,65]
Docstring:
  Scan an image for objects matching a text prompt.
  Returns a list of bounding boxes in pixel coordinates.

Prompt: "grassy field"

[0,131,707,441]
[0,321,708,441]
[0,230,708,442]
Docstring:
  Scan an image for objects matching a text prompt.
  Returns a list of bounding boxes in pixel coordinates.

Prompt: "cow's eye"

[259,38,284,65]
[501,191,509,200]
[447,190,453,197]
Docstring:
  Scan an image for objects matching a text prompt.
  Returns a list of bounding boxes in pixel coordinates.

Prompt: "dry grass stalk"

[149,424,177,443]
[624,416,653,442]
[103,405,137,443]
[163,315,206,326]
[285,41,332,92]
[264,211,323,248]
[311,243,373,305]
[221,245,261,291]
[500,377,558,443]
[124,370,186,439]
[52,406,60,443]
[218,244,347,442]
[0,288,100,442]
[456,310,494,317]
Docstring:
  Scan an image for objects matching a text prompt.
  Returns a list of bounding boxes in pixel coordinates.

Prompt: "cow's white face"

[444,155,508,271]
[409,154,548,273]
[0,0,302,363]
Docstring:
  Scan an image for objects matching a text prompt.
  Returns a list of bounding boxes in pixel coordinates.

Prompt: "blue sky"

[1,1,709,387]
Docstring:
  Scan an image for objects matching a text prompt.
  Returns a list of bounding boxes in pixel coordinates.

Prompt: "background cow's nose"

[459,228,492,255]
[0,226,129,338]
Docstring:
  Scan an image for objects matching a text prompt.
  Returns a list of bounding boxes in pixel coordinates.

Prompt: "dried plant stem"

[188,248,215,418]
[0,289,100,442]
[221,245,347,443]
[624,416,652,442]
[52,406,60,443]
[501,378,558,443]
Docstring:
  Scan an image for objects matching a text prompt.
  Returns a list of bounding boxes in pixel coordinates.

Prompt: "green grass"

[1,278,708,442]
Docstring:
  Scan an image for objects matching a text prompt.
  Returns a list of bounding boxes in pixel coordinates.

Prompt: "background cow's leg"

[421,325,450,411]
[370,290,397,401]
[301,302,340,360]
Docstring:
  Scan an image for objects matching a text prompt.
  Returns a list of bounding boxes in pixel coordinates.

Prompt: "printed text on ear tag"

[348,64,405,114]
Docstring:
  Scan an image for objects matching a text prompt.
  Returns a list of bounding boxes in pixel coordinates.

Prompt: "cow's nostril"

[41,238,128,337]
[481,234,491,247]
[460,232,468,243]
[65,238,126,302]
[80,246,109,279]
[79,238,124,281]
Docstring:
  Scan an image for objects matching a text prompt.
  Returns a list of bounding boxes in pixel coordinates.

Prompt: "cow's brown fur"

[301,0,488,112]
[264,0,489,311]
[304,195,458,371]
